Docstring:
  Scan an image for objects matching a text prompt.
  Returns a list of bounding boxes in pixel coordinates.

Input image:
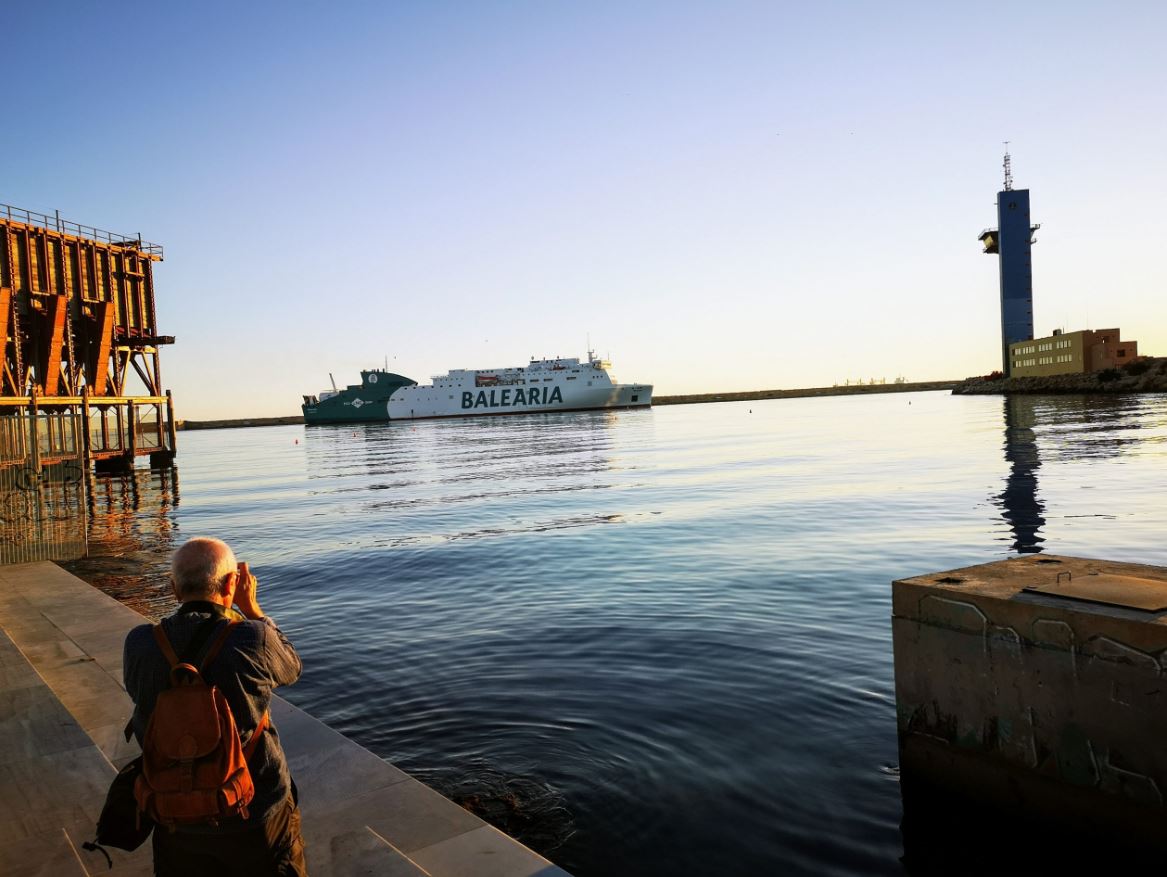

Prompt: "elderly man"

[123,537,307,876]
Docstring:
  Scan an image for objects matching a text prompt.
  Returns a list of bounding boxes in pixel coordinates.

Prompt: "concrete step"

[0,627,152,875]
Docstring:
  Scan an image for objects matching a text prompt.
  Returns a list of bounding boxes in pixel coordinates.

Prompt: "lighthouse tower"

[978,148,1040,375]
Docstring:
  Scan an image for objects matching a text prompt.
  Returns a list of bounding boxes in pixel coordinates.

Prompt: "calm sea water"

[71,391,1167,876]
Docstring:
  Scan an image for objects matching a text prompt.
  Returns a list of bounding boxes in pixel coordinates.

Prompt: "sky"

[4,1,1165,419]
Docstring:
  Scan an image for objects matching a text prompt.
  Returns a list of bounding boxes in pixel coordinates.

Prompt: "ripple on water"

[74,394,1167,876]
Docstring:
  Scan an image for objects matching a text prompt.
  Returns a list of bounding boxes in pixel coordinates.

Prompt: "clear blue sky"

[5,1,1164,418]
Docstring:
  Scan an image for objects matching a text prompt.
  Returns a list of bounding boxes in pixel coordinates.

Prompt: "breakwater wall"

[179,415,305,430]
[177,381,960,430]
[653,380,958,406]
[953,357,1167,395]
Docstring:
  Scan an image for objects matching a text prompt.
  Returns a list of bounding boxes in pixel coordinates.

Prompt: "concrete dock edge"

[0,561,570,877]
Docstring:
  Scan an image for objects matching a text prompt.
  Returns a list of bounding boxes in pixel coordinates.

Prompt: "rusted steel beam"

[0,287,9,364]
[85,300,115,395]
[39,294,67,396]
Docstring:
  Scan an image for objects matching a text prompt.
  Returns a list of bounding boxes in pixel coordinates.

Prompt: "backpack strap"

[152,625,181,668]
[199,620,240,671]
[200,621,270,762]
[242,711,270,761]
[152,616,222,670]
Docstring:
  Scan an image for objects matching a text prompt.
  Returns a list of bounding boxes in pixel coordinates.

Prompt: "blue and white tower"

[978,149,1040,375]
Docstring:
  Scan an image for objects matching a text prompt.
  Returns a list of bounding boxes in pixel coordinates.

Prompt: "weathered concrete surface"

[0,562,569,877]
[894,554,1167,857]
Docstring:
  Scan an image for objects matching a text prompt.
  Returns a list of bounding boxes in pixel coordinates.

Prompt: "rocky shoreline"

[952,357,1167,395]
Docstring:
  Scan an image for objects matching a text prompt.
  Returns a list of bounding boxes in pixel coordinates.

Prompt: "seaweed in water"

[426,764,576,855]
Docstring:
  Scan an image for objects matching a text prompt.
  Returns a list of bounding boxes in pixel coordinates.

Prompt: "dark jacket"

[123,601,302,828]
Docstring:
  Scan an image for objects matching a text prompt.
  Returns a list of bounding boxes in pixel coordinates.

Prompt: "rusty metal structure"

[0,202,176,475]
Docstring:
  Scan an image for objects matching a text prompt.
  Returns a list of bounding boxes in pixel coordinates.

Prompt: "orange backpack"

[134,620,270,828]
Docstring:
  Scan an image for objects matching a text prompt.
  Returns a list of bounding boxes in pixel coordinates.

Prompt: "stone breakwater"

[952,357,1167,395]
[176,382,962,429]
[653,380,960,406]
[179,415,305,430]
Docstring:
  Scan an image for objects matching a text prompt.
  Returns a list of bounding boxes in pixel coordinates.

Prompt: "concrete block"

[894,554,1167,858]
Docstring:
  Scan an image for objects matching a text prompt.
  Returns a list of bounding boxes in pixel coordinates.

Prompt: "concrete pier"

[893,554,1167,863]
[0,562,569,877]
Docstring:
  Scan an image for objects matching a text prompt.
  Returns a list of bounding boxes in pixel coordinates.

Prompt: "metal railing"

[1,201,163,257]
[0,410,87,564]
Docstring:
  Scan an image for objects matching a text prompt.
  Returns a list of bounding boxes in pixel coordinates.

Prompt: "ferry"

[301,351,652,425]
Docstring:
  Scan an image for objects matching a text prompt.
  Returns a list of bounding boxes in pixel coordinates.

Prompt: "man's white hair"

[171,537,237,600]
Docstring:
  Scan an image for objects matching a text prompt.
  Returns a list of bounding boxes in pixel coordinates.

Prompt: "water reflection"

[994,394,1157,554]
[61,467,180,619]
[299,413,625,545]
[997,396,1045,553]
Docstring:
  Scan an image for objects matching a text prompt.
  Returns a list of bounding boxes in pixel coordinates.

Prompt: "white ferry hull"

[387,381,652,419]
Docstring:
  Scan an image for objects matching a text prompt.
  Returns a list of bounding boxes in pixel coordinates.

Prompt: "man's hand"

[234,561,265,620]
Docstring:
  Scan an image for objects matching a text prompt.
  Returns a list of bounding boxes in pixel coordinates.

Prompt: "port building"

[1009,328,1139,378]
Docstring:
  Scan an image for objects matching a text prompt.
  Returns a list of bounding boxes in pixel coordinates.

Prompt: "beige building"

[1009,328,1139,378]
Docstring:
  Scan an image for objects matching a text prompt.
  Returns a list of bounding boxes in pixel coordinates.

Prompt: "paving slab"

[0,562,570,877]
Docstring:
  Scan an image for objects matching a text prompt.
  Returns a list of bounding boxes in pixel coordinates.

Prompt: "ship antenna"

[1002,141,1013,191]
[329,372,337,392]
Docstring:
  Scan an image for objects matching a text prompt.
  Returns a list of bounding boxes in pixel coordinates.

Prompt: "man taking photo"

[123,536,307,876]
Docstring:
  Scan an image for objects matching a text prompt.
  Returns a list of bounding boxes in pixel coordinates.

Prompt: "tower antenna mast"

[1003,141,1013,192]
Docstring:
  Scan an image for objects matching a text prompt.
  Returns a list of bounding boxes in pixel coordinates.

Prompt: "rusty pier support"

[0,202,177,473]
